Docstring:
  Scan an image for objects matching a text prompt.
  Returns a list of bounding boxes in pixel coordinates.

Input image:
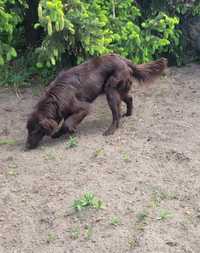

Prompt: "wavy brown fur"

[124,58,167,83]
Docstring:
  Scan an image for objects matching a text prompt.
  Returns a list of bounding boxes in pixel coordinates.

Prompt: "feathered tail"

[125,58,168,83]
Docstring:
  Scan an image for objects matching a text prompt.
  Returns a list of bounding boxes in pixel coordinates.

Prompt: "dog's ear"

[39,118,58,136]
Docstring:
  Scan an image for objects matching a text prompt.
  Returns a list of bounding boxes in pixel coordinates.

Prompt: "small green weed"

[84,225,93,240]
[72,192,104,212]
[149,188,178,208]
[168,192,178,200]
[8,163,18,169]
[47,233,56,243]
[128,237,139,249]
[7,169,17,176]
[110,216,121,226]
[151,190,168,207]
[122,152,131,163]
[157,209,173,221]
[93,148,104,158]
[66,136,78,149]
[0,139,16,145]
[69,227,80,240]
[136,211,148,223]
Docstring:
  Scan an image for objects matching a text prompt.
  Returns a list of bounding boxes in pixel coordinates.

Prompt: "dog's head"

[25,111,58,149]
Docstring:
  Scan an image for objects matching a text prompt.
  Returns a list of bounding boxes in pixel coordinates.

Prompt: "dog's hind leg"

[121,93,133,117]
[104,87,121,136]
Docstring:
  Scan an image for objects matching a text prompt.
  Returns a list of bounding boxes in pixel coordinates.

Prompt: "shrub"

[0,0,200,86]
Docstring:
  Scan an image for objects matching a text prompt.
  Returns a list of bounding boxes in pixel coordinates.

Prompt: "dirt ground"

[0,64,200,253]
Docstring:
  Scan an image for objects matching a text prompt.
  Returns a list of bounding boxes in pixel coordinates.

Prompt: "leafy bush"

[0,0,200,86]
[138,0,200,65]
[0,51,56,88]
[0,0,23,65]
[35,0,180,66]
[35,0,113,67]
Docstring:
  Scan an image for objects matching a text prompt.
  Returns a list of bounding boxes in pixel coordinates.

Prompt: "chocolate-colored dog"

[26,54,167,149]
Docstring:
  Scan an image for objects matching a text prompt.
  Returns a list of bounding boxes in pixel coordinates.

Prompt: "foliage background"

[0,0,200,87]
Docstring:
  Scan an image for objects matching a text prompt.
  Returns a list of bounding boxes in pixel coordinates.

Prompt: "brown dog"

[26,54,167,149]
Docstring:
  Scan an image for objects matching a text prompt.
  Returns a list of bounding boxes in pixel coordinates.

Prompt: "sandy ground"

[0,64,200,253]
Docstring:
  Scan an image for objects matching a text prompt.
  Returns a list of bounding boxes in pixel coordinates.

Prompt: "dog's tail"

[125,58,167,83]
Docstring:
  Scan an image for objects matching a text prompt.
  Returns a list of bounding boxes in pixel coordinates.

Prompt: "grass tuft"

[66,136,78,149]
[72,192,104,212]
[0,139,16,145]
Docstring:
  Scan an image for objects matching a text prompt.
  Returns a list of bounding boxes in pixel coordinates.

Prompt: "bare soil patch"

[0,65,200,253]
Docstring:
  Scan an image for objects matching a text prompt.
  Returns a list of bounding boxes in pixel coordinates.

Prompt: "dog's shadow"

[79,116,111,136]
[41,117,110,149]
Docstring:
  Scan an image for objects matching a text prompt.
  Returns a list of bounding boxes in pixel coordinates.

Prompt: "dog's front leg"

[64,101,90,132]
[51,121,70,138]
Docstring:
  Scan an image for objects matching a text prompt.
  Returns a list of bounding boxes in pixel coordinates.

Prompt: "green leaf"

[55,22,60,31]
[38,4,43,19]
[53,49,58,57]
[0,56,4,65]
[50,56,56,65]
[10,48,17,58]
[34,23,41,29]
[36,62,43,68]
[59,15,65,30]
[47,21,53,36]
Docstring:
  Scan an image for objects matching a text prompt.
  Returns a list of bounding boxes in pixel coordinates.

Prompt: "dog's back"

[45,54,129,102]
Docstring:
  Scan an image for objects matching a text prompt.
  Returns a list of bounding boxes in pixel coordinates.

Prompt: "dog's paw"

[51,132,63,138]
[122,113,128,117]
[122,113,132,117]
[103,128,115,136]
